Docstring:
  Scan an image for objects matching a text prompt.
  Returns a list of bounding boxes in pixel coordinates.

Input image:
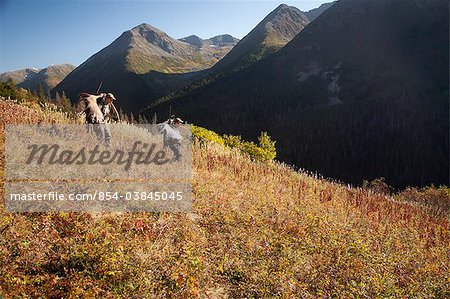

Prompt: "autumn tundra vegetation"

[0,83,449,298]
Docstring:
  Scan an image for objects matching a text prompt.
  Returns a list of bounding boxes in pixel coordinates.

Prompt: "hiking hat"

[106,93,116,100]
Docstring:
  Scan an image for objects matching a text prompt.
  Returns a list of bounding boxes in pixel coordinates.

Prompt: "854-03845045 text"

[8,191,185,201]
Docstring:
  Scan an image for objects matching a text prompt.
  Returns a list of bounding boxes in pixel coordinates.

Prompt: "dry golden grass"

[0,99,449,298]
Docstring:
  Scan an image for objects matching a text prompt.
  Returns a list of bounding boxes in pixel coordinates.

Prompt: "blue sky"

[0,0,329,72]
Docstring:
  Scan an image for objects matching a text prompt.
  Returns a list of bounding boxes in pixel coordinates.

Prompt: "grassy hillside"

[0,96,449,298]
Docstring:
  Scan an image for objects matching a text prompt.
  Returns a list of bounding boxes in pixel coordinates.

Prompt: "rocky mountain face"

[142,4,317,114]
[125,23,218,74]
[0,64,75,92]
[19,64,75,92]
[210,4,310,73]
[53,23,231,111]
[304,2,335,21]
[180,34,239,49]
[53,3,330,112]
[207,34,240,47]
[149,0,449,188]
[179,35,204,48]
[179,34,239,63]
[0,68,40,84]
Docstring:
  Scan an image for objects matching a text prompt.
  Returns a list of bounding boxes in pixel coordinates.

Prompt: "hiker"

[96,93,120,123]
[158,117,184,161]
[95,93,120,147]
[167,115,175,125]
[77,92,120,147]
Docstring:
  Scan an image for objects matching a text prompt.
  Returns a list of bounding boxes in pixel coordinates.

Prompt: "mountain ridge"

[53,23,236,111]
[210,4,310,72]
[179,34,239,49]
[149,0,449,188]
[53,3,316,112]
[304,2,336,21]
[0,64,75,92]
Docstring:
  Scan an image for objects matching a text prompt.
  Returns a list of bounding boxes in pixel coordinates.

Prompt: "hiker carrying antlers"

[77,92,120,147]
[97,93,120,123]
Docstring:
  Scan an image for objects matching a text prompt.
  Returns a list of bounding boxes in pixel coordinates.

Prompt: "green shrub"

[257,131,276,161]
[192,126,276,162]
[191,125,225,145]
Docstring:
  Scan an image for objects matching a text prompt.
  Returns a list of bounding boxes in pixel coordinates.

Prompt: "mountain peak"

[211,3,309,72]
[207,34,240,47]
[262,4,309,37]
[273,3,293,12]
[270,3,301,17]
[53,23,238,109]
[133,23,160,32]
[0,64,75,92]
[179,34,239,49]
[127,23,188,58]
[179,35,204,48]
[274,3,289,9]
[183,34,200,39]
[131,23,169,40]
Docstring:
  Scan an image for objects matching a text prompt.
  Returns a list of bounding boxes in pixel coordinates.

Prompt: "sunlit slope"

[0,100,449,298]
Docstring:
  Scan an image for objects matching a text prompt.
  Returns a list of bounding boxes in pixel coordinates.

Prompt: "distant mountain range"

[53,24,241,111]
[140,3,326,113]
[120,23,238,74]
[148,0,449,188]
[0,68,39,84]
[0,64,75,92]
[5,2,333,106]
[179,34,239,66]
[53,3,321,112]
[179,34,239,49]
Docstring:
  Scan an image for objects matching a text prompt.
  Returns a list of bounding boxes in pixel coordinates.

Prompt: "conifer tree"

[37,83,46,103]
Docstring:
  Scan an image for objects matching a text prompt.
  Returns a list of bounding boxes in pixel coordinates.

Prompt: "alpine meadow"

[0,0,449,298]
